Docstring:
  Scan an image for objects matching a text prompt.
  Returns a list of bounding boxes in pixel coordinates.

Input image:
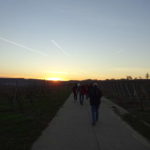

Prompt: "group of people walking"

[72,84,89,105]
[72,82,103,126]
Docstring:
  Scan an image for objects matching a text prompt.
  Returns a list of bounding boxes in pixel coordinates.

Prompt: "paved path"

[32,95,150,150]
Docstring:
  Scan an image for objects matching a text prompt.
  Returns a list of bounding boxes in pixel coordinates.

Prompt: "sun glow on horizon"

[47,77,63,81]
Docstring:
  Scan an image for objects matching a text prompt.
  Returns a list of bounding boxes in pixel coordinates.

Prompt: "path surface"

[32,95,150,150]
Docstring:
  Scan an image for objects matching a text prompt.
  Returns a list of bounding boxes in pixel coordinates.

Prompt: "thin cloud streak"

[0,36,48,56]
[51,40,70,56]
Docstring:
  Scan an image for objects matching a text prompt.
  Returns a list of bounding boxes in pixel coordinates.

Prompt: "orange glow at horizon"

[47,77,63,81]
[1,70,144,81]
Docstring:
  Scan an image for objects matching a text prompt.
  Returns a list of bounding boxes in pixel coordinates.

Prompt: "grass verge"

[112,104,150,141]
[0,85,71,150]
[122,113,150,140]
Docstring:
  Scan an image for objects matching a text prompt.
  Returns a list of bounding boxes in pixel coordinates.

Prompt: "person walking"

[85,84,89,100]
[79,85,86,105]
[72,84,78,102]
[89,82,103,126]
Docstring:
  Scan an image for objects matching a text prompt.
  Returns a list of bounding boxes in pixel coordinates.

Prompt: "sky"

[0,0,150,81]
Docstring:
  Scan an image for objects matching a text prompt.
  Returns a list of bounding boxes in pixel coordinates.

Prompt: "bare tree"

[127,76,133,80]
[145,73,149,79]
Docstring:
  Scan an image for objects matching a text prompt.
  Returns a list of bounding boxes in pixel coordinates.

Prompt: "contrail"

[0,36,48,56]
[51,40,70,56]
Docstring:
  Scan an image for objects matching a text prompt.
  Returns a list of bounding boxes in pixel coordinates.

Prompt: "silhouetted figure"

[72,84,78,102]
[79,85,86,105]
[85,84,89,100]
[89,83,102,126]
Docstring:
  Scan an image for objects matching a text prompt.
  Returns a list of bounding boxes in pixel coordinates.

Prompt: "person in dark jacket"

[89,82,102,126]
[72,84,78,102]
[79,85,86,105]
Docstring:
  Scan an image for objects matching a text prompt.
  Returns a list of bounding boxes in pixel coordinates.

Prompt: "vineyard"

[0,78,150,149]
[100,79,150,125]
[0,79,71,150]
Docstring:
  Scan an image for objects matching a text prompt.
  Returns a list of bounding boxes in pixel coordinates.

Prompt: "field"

[1,78,150,149]
[0,79,71,150]
[100,79,150,140]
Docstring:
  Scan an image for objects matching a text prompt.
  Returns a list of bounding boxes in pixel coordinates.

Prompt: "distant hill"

[0,78,45,87]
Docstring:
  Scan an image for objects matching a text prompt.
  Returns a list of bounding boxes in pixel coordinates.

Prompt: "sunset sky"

[0,0,150,81]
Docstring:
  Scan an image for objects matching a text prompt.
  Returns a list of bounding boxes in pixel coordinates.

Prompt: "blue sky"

[0,0,150,80]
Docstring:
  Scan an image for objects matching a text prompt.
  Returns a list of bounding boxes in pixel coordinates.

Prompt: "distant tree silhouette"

[126,76,133,80]
[138,76,142,79]
[145,73,149,79]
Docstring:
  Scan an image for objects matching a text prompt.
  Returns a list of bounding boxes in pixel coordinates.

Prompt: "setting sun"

[47,77,62,81]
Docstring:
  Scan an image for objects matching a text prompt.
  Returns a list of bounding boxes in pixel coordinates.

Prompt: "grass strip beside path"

[0,85,71,150]
[122,113,150,141]
[112,104,150,141]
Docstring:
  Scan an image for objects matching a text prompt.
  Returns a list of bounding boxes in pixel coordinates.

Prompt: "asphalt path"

[32,94,150,150]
